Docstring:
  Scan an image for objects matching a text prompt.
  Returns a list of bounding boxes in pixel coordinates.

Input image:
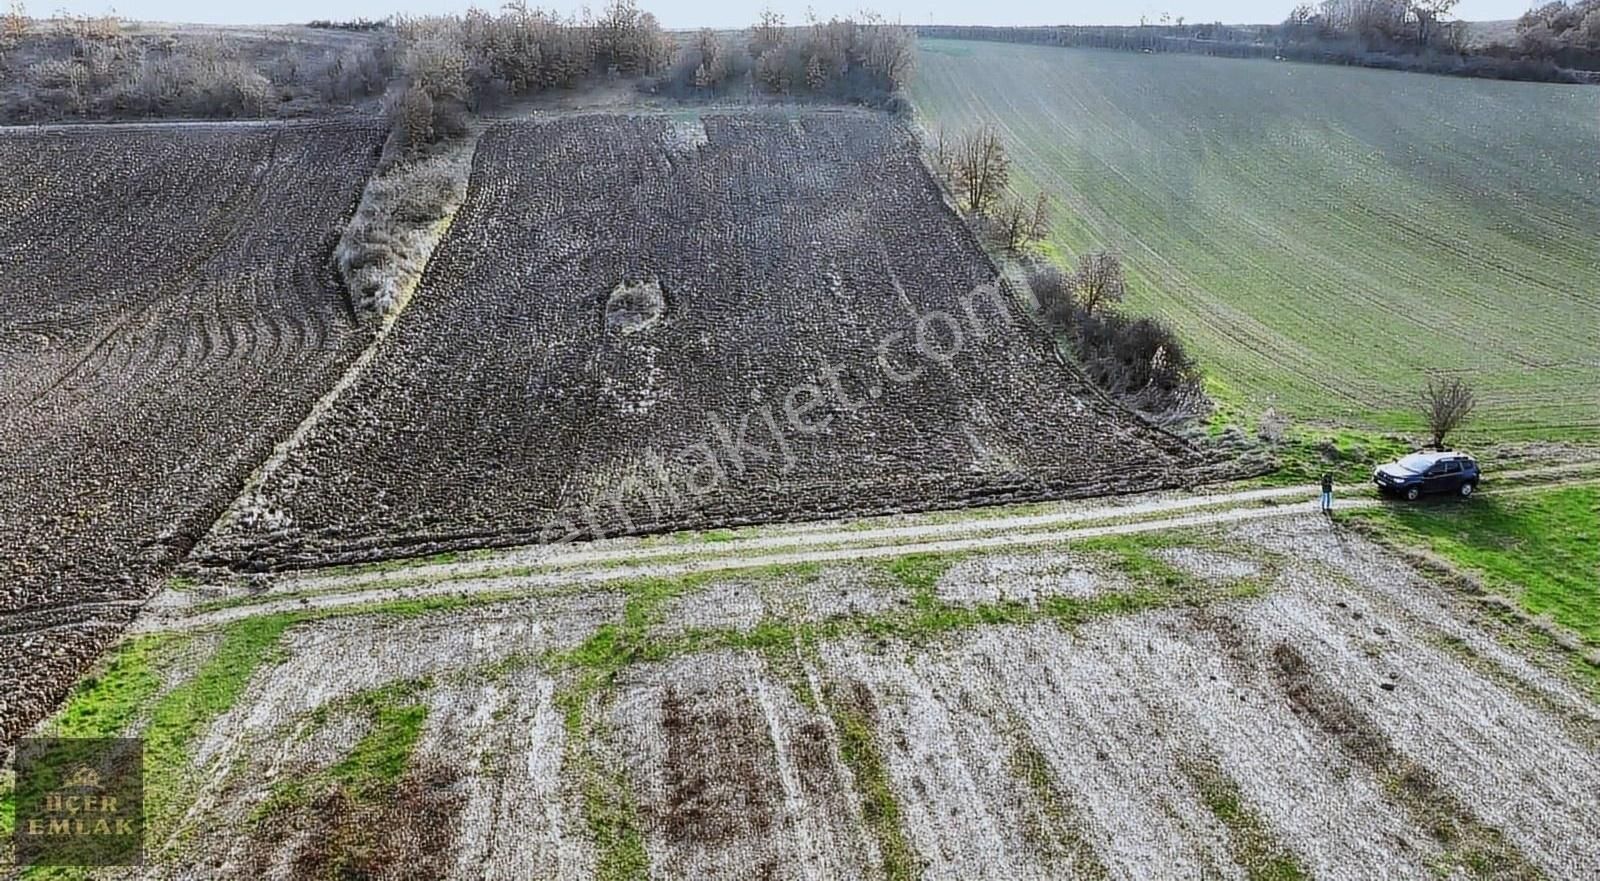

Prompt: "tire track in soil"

[0,120,386,750]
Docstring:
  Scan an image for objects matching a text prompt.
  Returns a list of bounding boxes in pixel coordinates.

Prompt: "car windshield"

[1395,454,1436,473]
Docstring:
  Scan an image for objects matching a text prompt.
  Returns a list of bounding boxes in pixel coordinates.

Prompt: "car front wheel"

[1404,486,1421,501]
[1460,482,1475,498]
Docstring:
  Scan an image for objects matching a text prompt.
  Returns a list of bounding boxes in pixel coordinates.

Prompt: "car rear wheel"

[1404,486,1421,501]
[1460,482,1475,498]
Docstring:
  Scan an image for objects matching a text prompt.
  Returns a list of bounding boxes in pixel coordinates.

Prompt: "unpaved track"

[138,466,1598,633]
[201,460,1600,596]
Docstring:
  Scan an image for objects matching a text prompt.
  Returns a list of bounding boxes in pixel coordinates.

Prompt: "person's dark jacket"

[1321,474,1334,494]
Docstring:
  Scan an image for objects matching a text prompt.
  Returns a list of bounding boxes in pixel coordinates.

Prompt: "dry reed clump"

[336,148,472,317]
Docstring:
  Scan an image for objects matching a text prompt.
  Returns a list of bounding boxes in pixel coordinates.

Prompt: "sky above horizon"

[41,0,1537,29]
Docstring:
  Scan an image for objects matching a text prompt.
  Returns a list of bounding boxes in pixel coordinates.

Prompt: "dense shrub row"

[1027,258,1206,421]
[650,14,915,110]
[0,12,394,122]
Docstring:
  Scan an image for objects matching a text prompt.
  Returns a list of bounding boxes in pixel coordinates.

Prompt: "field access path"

[142,461,1600,632]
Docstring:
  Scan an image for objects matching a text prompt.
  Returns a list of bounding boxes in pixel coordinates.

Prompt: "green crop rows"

[912,40,1600,439]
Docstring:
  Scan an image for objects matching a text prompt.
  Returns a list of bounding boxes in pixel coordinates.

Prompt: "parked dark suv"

[1373,451,1480,501]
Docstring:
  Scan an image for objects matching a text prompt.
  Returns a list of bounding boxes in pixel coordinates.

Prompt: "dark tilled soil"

[0,121,384,747]
[659,681,778,845]
[204,110,1218,570]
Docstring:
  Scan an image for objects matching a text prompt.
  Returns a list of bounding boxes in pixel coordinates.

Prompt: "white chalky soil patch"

[1153,546,1262,581]
[1235,584,1600,877]
[437,671,596,880]
[934,551,1121,606]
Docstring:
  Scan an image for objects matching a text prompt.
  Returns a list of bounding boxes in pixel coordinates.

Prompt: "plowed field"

[203,111,1216,570]
[0,120,384,745]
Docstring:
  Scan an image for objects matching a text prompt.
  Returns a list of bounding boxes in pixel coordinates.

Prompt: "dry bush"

[4,26,277,120]
[1257,408,1290,443]
[337,150,472,316]
[49,10,119,42]
[1025,257,1205,421]
[1,2,27,44]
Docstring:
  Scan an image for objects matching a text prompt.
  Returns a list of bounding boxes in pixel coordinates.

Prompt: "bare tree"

[995,190,1052,253]
[1027,192,1052,243]
[1420,376,1475,449]
[750,7,786,57]
[995,192,1030,252]
[1071,251,1126,315]
[931,126,953,174]
[953,123,1008,216]
[1410,0,1459,46]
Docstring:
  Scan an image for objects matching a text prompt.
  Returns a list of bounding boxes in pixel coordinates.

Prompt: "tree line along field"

[197,110,1229,571]
[911,39,1600,439]
[0,121,384,747]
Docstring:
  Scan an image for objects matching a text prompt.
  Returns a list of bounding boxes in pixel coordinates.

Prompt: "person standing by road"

[1320,472,1334,515]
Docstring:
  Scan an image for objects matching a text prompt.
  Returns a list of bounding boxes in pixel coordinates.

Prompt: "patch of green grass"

[1182,759,1308,881]
[1009,739,1109,878]
[828,686,920,881]
[880,552,963,602]
[0,636,183,865]
[1,616,300,872]
[50,634,181,739]
[1258,426,1415,487]
[329,702,429,796]
[1350,485,1599,646]
[251,680,433,827]
[141,616,294,827]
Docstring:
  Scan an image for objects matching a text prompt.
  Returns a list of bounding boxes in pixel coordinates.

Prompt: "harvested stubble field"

[0,120,384,746]
[201,110,1221,570]
[912,40,1600,438]
[22,514,1600,879]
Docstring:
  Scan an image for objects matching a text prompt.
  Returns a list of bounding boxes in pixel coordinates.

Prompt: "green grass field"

[1353,485,1599,647]
[912,40,1600,439]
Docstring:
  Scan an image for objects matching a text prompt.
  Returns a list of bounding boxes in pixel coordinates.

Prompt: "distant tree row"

[654,10,915,108]
[917,0,1600,84]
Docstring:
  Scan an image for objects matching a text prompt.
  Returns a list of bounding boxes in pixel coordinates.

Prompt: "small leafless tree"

[1027,192,1051,242]
[994,190,1052,253]
[931,126,953,175]
[1421,376,1475,449]
[1071,251,1126,315]
[953,123,1009,216]
[995,193,1030,252]
[1410,0,1460,47]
